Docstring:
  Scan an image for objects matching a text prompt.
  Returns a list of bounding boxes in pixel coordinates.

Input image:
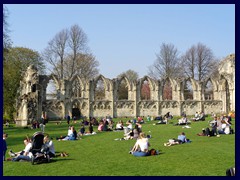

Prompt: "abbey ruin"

[16,54,235,126]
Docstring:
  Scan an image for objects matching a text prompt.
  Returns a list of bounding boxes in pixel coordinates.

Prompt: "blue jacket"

[3,139,7,152]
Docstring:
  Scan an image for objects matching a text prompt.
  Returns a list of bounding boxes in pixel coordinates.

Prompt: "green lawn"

[3,116,235,176]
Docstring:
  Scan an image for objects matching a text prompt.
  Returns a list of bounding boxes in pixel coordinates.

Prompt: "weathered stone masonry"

[16,54,235,126]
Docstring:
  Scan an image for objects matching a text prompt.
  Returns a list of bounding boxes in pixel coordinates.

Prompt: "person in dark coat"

[3,133,8,161]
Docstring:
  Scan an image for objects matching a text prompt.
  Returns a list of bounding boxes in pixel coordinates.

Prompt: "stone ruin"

[16,54,235,126]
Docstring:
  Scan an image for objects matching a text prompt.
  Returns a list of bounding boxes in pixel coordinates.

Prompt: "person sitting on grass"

[209,116,218,136]
[129,132,150,157]
[58,126,77,141]
[9,138,33,162]
[108,120,114,131]
[164,112,173,120]
[115,121,124,130]
[192,111,200,121]
[126,120,133,130]
[164,132,188,146]
[88,122,94,134]
[175,115,189,125]
[154,116,168,125]
[78,125,85,137]
[98,121,104,132]
[56,126,72,140]
[43,135,55,158]
[218,119,233,135]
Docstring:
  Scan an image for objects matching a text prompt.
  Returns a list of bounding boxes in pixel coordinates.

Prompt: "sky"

[5,4,235,79]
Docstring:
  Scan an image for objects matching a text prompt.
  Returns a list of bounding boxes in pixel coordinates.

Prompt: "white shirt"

[24,143,33,158]
[195,113,199,118]
[45,140,55,154]
[222,124,230,134]
[135,138,149,152]
[127,124,133,130]
[116,123,122,129]
[68,129,73,136]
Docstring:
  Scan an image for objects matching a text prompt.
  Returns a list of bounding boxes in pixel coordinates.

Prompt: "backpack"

[205,127,211,136]
[149,149,158,156]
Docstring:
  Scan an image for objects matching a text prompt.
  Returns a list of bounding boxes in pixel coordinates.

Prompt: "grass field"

[3,116,235,176]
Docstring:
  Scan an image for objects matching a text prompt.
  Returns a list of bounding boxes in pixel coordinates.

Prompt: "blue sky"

[5,4,235,79]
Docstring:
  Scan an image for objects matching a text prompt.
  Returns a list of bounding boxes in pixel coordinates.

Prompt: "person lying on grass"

[164,132,189,146]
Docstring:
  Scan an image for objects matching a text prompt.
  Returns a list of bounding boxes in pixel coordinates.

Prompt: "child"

[3,133,8,161]
[79,125,85,136]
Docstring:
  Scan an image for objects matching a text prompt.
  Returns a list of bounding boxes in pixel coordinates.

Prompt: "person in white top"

[44,135,55,158]
[218,120,231,135]
[130,132,150,157]
[126,120,133,130]
[116,121,123,130]
[11,138,33,162]
[178,116,188,124]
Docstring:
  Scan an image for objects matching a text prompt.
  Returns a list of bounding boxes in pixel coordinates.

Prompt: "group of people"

[192,111,205,121]
[154,112,174,125]
[3,111,234,161]
[197,114,234,137]
[3,133,55,162]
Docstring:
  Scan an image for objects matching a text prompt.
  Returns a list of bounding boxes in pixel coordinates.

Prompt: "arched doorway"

[72,101,81,119]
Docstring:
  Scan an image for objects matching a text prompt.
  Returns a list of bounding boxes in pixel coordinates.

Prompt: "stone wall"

[16,54,235,125]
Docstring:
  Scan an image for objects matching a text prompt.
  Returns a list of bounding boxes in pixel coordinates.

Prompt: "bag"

[205,127,211,136]
[149,149,157,156]
[226,167,235,176]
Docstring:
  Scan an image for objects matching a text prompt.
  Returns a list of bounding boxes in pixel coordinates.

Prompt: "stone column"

[133,83,138,118]
[111,89,114,118]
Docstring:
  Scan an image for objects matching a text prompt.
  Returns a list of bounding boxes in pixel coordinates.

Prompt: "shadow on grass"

[32,158,75,165]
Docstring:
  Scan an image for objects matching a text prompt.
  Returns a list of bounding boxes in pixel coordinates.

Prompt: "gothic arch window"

[141,80,151,100]
[72,100,81,119]
[72,78,82,98]
[118,78,128,100]
[163,78,172,100]
[46,79,58,100]
[94,78,105,100]
[184,80,193,100]
[204,79,214,100]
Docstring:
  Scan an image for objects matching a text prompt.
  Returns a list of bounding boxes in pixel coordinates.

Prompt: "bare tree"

[181,46,196,79]
[68,24,88,78]
[118,69,139,82]
[181,43,219,81]
[45,29,68,79]
[3,6,11,50]
[148,43,183,79]
[42,24,98,81]
[63,53,99,80]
